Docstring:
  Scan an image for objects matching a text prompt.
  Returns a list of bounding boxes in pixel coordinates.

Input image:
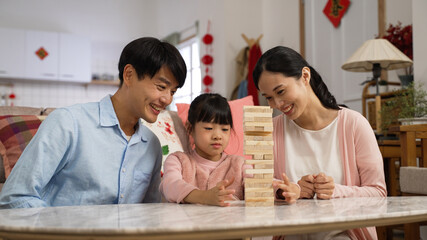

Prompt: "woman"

[252,46,386,239]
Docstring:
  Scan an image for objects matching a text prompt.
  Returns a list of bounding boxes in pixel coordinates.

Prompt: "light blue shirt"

[0,95,162,208]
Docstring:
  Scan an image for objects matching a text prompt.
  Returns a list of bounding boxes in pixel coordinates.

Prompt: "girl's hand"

[314,172,335,200]
[297,174,316,199]
[205,177,236,207]
[273,173,300,204]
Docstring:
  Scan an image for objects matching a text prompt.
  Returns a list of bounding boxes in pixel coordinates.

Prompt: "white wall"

[154,0,300,101]
[413,0,427,90]
[0,0,157,107]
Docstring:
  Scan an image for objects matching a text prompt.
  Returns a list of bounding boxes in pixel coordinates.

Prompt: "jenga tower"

[243,106,274,207]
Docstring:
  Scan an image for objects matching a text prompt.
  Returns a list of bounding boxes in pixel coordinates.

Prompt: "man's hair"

[118,37,187,88]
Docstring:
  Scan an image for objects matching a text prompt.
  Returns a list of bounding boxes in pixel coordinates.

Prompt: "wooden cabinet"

[0,28,26,79]
[0,28,91,83]
[59,33,91,83]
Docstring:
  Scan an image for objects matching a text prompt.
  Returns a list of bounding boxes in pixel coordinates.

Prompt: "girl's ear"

[301,67,311,85]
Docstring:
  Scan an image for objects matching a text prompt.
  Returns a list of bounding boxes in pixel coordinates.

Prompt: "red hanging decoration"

[203,75,213,86]
[201,55,213,65]
[323,0,351,28]
[201,20,214,93]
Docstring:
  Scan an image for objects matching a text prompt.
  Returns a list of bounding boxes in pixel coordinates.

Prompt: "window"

[168,37,201,111]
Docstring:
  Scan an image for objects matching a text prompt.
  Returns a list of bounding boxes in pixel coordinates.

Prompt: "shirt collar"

[99,95,148,143]
[99,95,119,127]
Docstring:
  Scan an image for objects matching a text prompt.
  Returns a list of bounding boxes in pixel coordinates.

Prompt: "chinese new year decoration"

[35,47,49,60]
[323,0,351,28]
[201,20,214,93]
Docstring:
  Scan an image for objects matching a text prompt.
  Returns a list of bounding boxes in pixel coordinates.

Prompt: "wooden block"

[245,191,275,198]
[244,135,273,141]
[244,140,274,146]
[245,201,274,207]
[244,121,273,127]
[244,145,273,151]
[244,148,274,155]
[263,173,274,179]
[245,178,273,188]
[244,116,272,122]
[245,168,274,175]
[263,154,274,160]
[245,160,274,165]
[244,126,273,133]
[243,106,273,113]
[254,163,274,169]
[252,174,265,179]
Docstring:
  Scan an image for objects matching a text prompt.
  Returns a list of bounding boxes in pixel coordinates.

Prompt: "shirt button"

[122,168,126,173]
[120,194,124,198]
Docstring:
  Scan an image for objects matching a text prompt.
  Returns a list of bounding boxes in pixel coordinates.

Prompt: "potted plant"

[383,22,413,87]
[380,82,427,134]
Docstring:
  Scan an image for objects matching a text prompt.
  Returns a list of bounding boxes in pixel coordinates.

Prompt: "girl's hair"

[252,46,340,110]
[186,93,233,133]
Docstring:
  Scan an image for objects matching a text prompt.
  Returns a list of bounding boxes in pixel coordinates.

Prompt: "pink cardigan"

[160,150,248,203]
[273,107,387,240]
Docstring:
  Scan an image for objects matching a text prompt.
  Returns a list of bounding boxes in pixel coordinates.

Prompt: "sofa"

[0,95,254,193]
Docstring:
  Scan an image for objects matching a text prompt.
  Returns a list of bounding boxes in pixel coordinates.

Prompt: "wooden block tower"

[243,106,274,207]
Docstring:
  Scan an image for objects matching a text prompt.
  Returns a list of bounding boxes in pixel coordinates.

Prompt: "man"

[0,37,187,208]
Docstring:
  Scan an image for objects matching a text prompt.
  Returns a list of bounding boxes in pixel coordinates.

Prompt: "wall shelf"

[89,80,120,86]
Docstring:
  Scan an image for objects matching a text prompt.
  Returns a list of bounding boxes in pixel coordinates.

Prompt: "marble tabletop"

[1,196,427,239]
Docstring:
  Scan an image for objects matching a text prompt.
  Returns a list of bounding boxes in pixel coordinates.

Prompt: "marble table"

[1,196,427,240]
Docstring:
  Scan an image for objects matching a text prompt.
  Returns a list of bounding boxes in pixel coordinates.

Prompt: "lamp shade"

[341,39,412,72]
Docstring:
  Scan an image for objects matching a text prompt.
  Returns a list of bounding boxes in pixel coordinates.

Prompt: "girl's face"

[258,68,311,121]
[191,121,231,161]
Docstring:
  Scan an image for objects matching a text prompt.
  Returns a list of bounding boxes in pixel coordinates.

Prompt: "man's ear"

[123,64,134,87]
[301,66,311,85]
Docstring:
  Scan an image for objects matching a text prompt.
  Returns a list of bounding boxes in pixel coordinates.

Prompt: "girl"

[160,93,251,207]
[253,46,387,239]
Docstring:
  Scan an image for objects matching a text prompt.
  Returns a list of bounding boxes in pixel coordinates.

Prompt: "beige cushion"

[0,106,43,115]
[400,166,427,194]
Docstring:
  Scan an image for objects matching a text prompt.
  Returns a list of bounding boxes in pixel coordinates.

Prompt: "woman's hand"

[314,172,335,200]
[297,174,316,199]
[184,177,236,207]
[273,173,300,204]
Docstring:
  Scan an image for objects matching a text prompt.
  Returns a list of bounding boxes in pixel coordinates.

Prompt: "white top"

[284,116,344,185]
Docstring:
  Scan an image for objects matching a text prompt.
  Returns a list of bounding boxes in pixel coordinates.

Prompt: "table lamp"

[341,38,413,133]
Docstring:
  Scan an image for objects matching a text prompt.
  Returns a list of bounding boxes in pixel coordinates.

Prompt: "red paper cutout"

[35,47,49,60]
[323,0,351,28]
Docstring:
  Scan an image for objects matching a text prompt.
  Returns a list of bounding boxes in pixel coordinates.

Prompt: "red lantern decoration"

[201,20,214,93]
[203,75,213,86]
[201,55,213,65]
[202,34,213,44]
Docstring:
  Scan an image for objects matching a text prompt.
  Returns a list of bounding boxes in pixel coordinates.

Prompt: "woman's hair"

[252,46,340,110]
[186,93,233,133]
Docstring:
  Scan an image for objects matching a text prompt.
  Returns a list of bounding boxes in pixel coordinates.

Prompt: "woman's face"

[258,68,310,120]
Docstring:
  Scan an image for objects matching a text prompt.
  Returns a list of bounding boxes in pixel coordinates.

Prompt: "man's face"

[126,65,179,123]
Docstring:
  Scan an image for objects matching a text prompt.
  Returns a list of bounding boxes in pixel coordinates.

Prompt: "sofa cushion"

[141,111,189,172]
[176,95,254,158]
[0,115,45,178]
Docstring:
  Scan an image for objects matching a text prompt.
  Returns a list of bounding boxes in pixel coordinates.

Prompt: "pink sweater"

[160,150,250,203]
[273,108,387,240]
